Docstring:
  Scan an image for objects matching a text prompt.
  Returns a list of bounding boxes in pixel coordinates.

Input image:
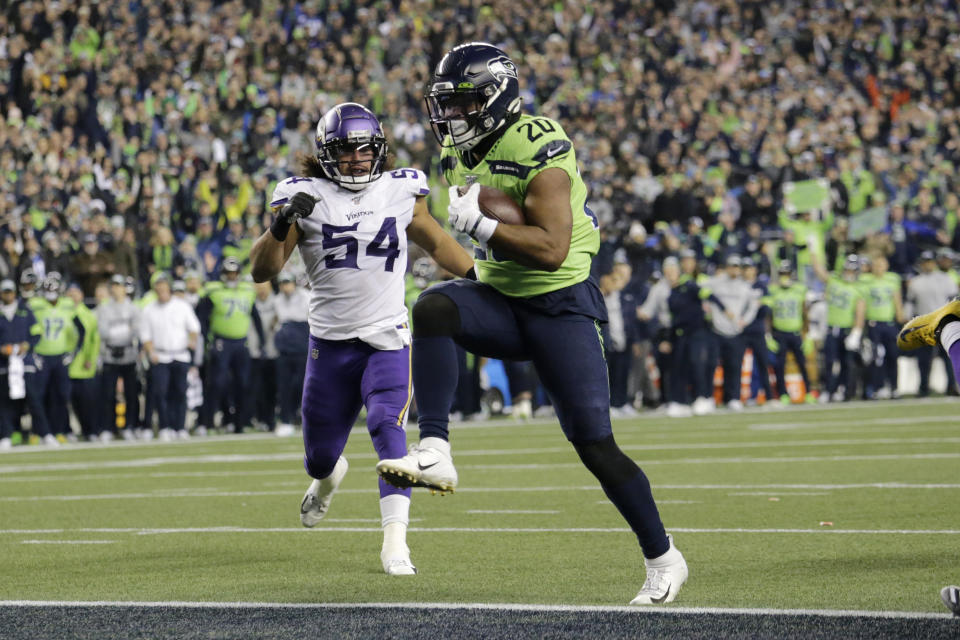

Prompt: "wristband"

[270,217,292,241]
[470,216,499,244]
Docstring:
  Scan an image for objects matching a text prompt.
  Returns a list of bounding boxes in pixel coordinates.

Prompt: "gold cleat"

[898,297,960,351]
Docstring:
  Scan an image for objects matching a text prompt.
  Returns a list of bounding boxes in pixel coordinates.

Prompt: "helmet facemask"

[426,78,519,151]
[317,136,387,191]
[315,103,388,192]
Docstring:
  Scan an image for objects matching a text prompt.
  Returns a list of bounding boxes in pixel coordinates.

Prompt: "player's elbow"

[539,243,569,272]
[250,264,275,283]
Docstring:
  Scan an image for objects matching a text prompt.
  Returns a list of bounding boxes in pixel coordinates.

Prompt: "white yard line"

[20,540,116,545]
[466,510,560,514]
[748,416,950,430]
[727,492,832,496]
[4,477,960,503]
[1,526,958,536]
[4,447,960,476]
[0,600,951,619]
[0,470,299,483]
[597,500,702,504]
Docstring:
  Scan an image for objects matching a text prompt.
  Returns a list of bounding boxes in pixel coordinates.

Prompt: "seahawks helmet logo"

[487,56,517,81]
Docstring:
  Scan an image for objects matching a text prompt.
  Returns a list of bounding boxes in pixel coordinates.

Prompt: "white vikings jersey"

[269,168,429,350]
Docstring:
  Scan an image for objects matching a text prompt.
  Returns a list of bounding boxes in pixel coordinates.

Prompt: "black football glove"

[279,192,317,223]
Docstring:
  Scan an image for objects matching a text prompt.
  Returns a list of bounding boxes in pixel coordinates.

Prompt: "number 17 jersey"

[269,169,429,350]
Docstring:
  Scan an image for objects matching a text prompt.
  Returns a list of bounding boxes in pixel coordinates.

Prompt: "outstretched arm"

[407,197,475,278]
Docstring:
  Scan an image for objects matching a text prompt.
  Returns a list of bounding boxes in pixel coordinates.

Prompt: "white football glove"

[448,184,498,244]
[844,328,862,352]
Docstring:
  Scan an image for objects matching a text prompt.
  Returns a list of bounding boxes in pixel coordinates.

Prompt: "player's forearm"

[431,240,476,278]
[250,231,285,283]
[488,224,569,272]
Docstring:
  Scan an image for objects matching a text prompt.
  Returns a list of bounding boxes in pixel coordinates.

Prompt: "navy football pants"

[419,279,612,442]
[203,337,251,430]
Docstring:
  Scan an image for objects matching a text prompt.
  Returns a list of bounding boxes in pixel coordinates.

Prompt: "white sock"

[380,494,410,559]
[380,494,410,527]
[940,320,960,352]
[420,436,450,456]
[646,535,681,567]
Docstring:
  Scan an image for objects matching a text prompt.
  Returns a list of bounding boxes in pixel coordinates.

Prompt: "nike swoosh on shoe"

[651,583,671,604]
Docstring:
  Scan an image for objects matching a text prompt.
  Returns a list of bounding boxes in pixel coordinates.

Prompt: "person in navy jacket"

[0,279,40,448]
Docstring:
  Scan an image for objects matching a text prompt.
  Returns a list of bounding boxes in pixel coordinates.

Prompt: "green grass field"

[1,399,958,613]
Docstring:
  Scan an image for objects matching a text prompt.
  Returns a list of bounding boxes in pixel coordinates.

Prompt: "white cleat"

[300,456,348,527]
[665,403,693,418]
[275,423,296,437]
[376,437,458,494]
[943,585,960,616]
[43,434,60,447]
[692,397,716,416]
[629,535,688,605]
[512,398,533,421]
[0,437,11,451]
[726,399,744,412]
[381,551,418,576]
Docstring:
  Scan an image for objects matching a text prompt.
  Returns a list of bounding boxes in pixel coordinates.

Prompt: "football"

[458,184,526,225]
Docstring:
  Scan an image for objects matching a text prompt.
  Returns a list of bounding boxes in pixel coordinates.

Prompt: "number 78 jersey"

[269,168,429,350]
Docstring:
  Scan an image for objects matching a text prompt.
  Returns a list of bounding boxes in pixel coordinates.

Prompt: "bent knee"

[412,293,460,337]
[571,435,640,486]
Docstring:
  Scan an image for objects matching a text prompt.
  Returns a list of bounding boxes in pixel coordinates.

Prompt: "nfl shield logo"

[311,348,319,359]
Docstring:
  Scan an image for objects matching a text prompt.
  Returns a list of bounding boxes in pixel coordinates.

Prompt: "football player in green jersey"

[30,273,86,443]
[375,42,687,605]
[859,253,904,398]
[814,254,866,401]
[765,260,816,404]
[196,256,263,433]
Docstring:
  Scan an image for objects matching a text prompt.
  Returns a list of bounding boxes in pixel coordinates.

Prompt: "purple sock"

[949,342,960,384]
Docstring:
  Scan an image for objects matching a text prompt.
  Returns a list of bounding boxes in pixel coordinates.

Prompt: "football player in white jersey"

[250,102,474,575]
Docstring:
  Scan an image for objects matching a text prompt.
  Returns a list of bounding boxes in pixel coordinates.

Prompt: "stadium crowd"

[2,0,960,444]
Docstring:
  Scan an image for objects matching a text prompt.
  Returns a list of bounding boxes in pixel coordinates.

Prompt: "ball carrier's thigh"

[519,309,612,442]
[417,280,529,359]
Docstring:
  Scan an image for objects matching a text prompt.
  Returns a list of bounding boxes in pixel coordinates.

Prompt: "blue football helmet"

[315,102,388,191]
[220,256,242,287]
[425,42,522,151]
[42,272,63,301]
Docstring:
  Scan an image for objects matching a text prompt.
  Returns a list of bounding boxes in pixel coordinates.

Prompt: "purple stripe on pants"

[301,335,411,499]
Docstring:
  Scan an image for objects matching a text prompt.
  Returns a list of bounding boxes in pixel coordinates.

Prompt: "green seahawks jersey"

[766,283,807,333]
[440,113,599,297]
[859,272,900,322]
[33,298,78,356]
[824,276,863,328]
[68,302,100,380]
[204,281,257,339]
